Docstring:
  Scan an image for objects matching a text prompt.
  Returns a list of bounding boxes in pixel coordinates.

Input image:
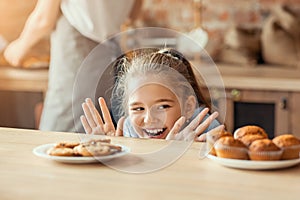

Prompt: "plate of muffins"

[206,125,300,170]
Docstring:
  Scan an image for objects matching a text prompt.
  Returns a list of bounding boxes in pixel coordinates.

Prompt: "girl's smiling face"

[128,83,182,139]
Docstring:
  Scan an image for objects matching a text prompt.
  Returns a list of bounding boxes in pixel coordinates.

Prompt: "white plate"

[207,154,300,170]
[33,143,130,164]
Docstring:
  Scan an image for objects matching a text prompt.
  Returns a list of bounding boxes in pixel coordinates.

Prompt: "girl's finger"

[166,116,185,140]
[195,125,225,142]
[80,115,92,134]
[98,97,114,125]
[116,116,125,136]
[181,108,210,139]
[196,133,207,142]
[194,111,219,137]
[86,98,103,126]
[82,102,97,128]
[184,132,196,142]
[186,108,209,131]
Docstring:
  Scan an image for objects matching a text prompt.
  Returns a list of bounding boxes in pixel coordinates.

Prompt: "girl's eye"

[131,107,144,111]
[157,104,171,110]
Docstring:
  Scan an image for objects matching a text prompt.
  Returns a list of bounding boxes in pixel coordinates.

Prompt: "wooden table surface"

[1,127,300,200]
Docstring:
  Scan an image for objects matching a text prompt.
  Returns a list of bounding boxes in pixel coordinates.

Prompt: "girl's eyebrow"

[155,99,175,103]
[129,102,142,106]
[129,99,175,106]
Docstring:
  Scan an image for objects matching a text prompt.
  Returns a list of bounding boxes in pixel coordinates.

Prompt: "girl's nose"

[143,110,153,124]
[143,107,164,125]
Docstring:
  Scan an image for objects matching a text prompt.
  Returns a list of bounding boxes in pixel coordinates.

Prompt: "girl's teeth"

[144,128,164,136]
[147,129,162,134]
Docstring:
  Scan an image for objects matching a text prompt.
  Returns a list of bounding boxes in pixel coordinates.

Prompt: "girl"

[80,48,222,141]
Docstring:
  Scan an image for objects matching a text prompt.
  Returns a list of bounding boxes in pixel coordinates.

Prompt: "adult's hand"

[3,39,27,66]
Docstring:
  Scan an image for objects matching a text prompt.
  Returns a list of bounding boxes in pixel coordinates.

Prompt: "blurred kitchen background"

[0,0,300,137]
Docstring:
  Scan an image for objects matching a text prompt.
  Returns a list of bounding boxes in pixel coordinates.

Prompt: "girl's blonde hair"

[110,48,210,120]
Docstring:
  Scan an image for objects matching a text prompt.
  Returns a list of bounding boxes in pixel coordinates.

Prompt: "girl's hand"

[115,116,125,136]
[166,108,219,142]
[197,125,225,142]
[80,97,121,136]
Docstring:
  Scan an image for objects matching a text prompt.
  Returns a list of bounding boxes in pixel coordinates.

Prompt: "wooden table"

[1,127,300,200]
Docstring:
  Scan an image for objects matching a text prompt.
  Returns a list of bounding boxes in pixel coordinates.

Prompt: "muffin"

[248,139,282,161]
[234,125,268,140]
[238,134,267,147]
[214,136,248,160]
[273,134,300,160]
[206,129,232,156]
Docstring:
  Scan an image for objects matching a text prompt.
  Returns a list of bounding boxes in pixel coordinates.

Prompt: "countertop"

[0,66,48,94]
[1,127,300,200]
[193,62,300,92]
[1,62,300,94]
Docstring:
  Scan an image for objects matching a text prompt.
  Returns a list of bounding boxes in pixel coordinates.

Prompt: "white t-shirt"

[61,0,135,42]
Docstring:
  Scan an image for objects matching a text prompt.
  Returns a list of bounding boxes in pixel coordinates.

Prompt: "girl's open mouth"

[143,128,167,138]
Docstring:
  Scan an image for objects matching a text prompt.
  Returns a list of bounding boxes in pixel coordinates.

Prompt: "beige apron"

[39,16,98,132]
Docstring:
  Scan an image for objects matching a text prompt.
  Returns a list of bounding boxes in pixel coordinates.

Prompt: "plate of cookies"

[206,125,300,170]
[33,139,130,164]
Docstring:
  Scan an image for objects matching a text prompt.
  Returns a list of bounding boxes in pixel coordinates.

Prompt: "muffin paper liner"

[248,150,283,161]
[214,144,248,160]
[280,144,300,160]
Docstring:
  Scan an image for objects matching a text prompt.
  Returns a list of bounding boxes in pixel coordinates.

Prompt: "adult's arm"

[4,0,61,66]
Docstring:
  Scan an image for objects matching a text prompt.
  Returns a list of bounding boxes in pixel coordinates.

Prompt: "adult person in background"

[4,0,138,132]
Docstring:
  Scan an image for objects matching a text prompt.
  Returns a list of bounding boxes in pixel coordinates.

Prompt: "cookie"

[48,138,121,157]
[47,147,75,156]
[54,142,80,148]
[82,139,121,152]
[81,139,111,146]
[98,142,122,151]
[74,144,111,157]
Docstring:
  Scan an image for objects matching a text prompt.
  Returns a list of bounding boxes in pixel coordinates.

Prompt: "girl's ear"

[185,95,197,119]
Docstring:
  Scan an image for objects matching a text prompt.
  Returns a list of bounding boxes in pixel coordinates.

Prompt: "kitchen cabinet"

[0,66,48,129]
[290,92,300,137]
